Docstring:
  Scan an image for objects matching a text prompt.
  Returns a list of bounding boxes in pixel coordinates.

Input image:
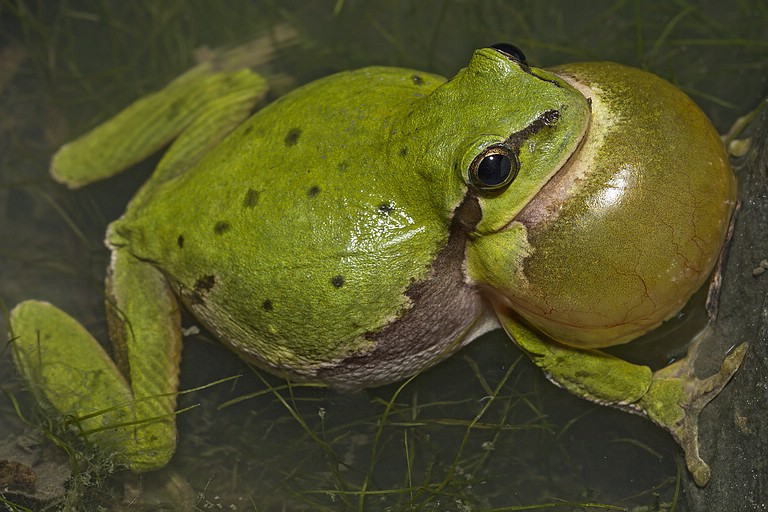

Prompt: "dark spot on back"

[214,221,231,234]
[194,274,216,293]
[308,186,321,198]
[177,235,185,248]
[378,202,394,215]
[189,274,217,306]
[262,299,274,312]
[337,160,349,172]
[411,74,425,85]
[399,147,408,157]
[331,275,345,288]
[284,127,302,147]
[243,188,260,208]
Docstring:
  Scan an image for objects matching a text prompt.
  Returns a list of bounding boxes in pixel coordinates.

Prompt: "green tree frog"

[9,43,746,486]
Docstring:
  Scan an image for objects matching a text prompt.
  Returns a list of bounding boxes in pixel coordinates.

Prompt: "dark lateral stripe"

[505,109,561,151]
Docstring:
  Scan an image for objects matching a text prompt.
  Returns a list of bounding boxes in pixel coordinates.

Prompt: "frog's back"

[114,66,490,388]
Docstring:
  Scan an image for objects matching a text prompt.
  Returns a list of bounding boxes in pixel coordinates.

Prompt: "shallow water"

[1,1,766,510]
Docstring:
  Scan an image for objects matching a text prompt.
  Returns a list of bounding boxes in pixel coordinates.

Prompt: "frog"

[9,43,746,486]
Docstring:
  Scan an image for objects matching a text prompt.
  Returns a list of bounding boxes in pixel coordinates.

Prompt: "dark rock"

[686,100,768,510]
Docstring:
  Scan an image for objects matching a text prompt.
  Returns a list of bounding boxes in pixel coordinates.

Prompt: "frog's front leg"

[493,303,747,486]
[10,247,182,472]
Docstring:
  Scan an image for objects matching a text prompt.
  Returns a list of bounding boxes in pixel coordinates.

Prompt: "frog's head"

[396,44,591,232]
[455,44,593,235]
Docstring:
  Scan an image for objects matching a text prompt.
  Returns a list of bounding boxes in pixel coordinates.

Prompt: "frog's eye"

[468,144,520,192]
[490,43,528,67]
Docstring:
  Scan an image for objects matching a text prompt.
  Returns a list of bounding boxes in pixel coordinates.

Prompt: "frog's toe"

[645,342,748,486]
[688,342,748,408]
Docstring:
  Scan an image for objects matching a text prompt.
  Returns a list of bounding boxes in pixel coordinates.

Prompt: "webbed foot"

[642,342,748,486]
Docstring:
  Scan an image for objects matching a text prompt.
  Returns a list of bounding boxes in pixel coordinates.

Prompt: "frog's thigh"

[52,67,266,188]
[10,300,137,459]
[104,247,183,471]
[148,72,268,186]
[495,307,652,405]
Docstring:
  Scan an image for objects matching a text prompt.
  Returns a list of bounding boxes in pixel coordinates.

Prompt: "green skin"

[9,46,746,485]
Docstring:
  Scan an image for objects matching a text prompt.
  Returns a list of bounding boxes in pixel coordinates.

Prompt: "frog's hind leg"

[10,300,141,466]
[102,247,184,472]
[9,247,183,472]
[51,64,266,190]
[493,303,747,487]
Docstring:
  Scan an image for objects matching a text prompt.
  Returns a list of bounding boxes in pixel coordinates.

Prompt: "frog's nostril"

[490,43,528,67]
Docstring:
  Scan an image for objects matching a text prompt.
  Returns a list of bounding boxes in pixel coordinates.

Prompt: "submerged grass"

[172,337,682,511]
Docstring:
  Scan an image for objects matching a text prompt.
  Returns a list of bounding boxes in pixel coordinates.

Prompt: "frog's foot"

[9,300,177,472]
[641,343,748,486]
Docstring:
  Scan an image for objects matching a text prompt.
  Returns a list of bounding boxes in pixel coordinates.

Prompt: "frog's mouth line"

[528,67,566,89]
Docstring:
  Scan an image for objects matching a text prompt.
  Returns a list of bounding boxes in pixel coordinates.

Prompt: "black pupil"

[477,154,512,187]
